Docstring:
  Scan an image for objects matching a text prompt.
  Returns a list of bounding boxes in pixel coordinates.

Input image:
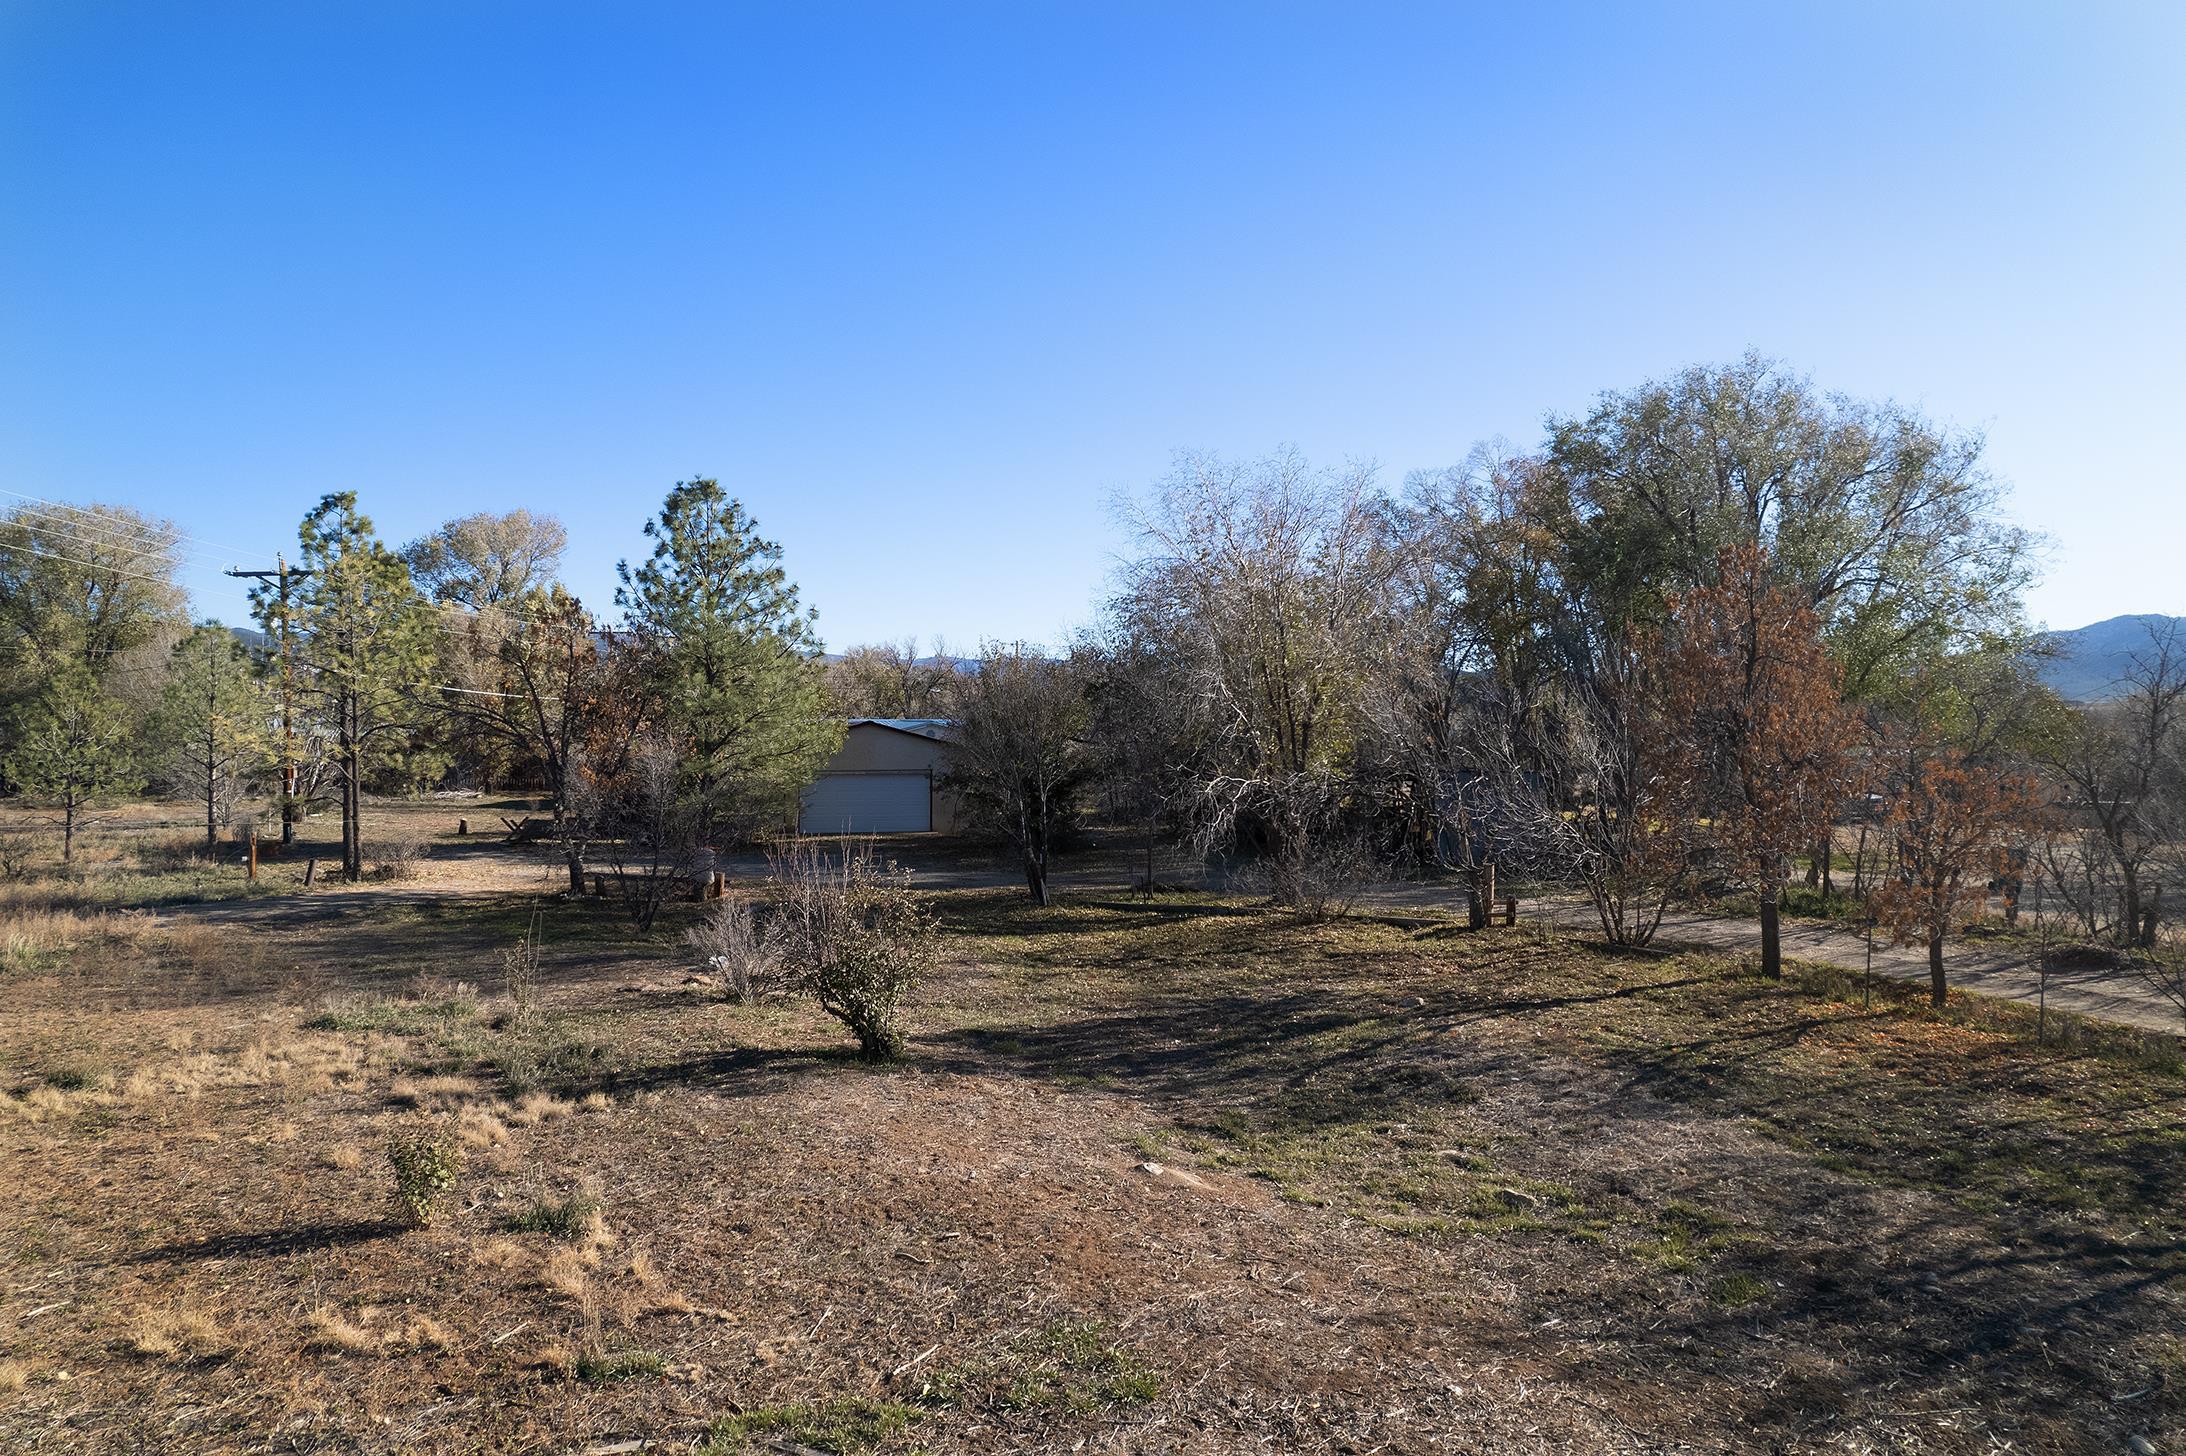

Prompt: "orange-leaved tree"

[1868,738,2041,1009]
[1652,541,1856,977]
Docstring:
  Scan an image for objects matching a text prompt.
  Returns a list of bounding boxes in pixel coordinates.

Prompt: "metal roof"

[847,718,955,742]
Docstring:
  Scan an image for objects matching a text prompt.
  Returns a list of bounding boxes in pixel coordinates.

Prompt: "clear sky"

[2,2,2180,649]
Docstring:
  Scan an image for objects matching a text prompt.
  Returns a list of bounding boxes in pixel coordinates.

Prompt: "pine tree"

[615,480,839,840]
[4,664,141,861]
[158,624,274,850]
[262,494,434,879]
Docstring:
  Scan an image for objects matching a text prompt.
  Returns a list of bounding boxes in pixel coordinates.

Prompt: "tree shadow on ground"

[126,1218,402,1264]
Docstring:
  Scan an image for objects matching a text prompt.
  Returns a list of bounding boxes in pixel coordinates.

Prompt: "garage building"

[798,719,960,835]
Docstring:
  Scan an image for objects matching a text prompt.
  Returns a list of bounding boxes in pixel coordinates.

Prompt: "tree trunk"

[1143,814,1156,899]
[341,733,362,880]
[1024,850,1049,908]
[1928,929,1947,1009]
[205,765,218,852]
[566,852,586,896]
[1759,893,1782,979]
[1467,862,1493,930]
[2121,862,2143,949]
[61,795,76,863]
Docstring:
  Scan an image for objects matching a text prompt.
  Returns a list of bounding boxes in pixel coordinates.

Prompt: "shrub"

[386,1125,463,1226]
[0,832,39,882]
[503,918,543,1027]
[683,896,783,1001]
[768,842,941,1061]
[1258,830,1372,921]
[370,832,430,882]
[506,1188,604,1242]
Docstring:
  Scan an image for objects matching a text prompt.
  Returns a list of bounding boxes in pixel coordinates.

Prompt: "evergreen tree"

[4,664,141,861]
[261,493,433,879]
[615,479,838,839]
[157,623,274,850]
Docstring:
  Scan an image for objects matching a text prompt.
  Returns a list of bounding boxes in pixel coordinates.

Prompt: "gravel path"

[1350,880,2181,1036]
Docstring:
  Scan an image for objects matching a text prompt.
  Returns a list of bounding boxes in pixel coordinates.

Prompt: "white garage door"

[799,774,932,835]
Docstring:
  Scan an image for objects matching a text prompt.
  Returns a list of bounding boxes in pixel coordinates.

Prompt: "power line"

[5,490,655,641]
[0,487,278,565]
[17,517,624,642]
[0,514,245,584]
[3,541,189,591]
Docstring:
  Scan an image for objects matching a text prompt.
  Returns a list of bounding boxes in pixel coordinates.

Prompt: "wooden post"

[247,831,258,882]
[593,874,606,899]
[1502,897,1517,927]
[457,818,468,836]
[304,856,317,887]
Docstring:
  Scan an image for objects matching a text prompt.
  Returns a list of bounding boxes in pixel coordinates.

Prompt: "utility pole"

[227,557,314,845]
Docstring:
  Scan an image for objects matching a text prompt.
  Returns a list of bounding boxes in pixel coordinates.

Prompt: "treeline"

[843,357,2185,1004]
[0,480,838,926]
[4,356,2183,1002]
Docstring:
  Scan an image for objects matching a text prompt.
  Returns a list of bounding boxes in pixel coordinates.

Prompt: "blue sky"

[2,2,2180,649]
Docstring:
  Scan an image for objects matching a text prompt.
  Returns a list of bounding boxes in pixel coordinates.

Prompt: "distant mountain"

[2036,615,2184,702]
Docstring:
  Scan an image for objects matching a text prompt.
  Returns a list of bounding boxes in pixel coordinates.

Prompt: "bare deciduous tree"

[1115,448,1394,908]
[2038,624,2186,947]
[825,638,961,719]
[943,644,1089,907]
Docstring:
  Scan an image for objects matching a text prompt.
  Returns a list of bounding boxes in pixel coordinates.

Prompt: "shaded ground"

[0,810,2181,1452]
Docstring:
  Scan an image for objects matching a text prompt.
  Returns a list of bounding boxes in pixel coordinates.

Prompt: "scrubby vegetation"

[1,798,2182,1454]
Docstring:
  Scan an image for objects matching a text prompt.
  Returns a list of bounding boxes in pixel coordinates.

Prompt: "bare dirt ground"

[1,806,2182,1453]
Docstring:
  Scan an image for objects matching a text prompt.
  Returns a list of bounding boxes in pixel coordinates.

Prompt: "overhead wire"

[0,486,279,565]
[0,496,707,706]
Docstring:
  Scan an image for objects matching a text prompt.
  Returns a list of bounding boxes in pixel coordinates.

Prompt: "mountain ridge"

[2036,614,2182,702]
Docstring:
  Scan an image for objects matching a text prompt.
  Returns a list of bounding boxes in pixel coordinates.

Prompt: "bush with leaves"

[387,1125,463,1227]
[768,842,940,1060]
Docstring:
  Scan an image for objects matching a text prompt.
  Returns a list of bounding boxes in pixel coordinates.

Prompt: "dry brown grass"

[390,1315,454,1353]
[523,1340,577,1379]
[303,1306,379,1356]
[455,1104,510,1148]
[537,1248,594,1302]
[389,1074,485,1108]
[627,1248,660,1287]
[156,919,226,976]
[0,1360,27,1395]
[472,1237,531,1272]
[127,1306,228,1363]
[9,835,2186,1455]
[507,1091,575,1125]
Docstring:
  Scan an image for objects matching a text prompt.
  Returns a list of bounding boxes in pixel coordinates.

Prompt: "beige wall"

[828,724,950,774]
[815,724,963,833]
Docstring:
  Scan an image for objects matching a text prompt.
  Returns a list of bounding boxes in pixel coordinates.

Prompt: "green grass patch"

[913,1320,1161,1416]
[305,988,479,1036]
[701,1397,923,1453]
[574,1347,666,1384]
[506,1189,602,1241]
